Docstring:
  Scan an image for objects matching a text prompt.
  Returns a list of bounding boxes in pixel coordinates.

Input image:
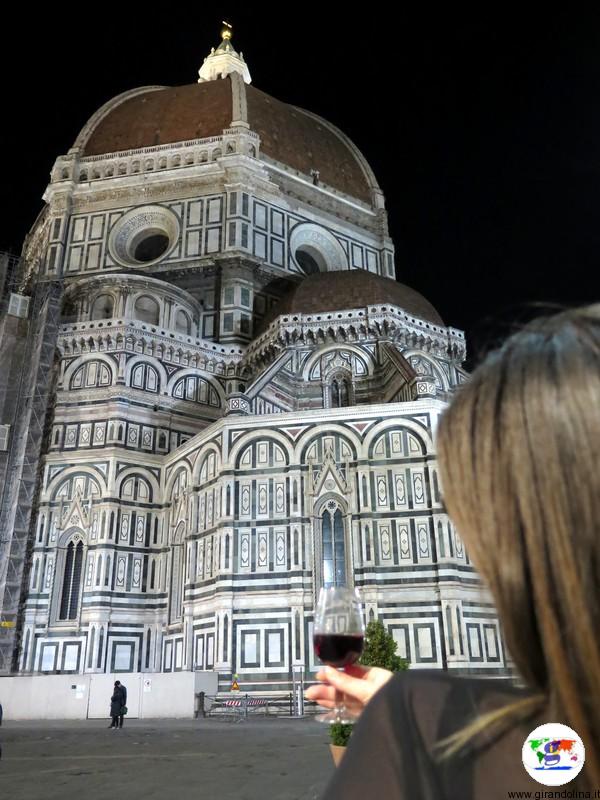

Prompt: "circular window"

[289,222,348,273]
[295,248,322,275]
[133,232,170,263]
[109,206,180,268]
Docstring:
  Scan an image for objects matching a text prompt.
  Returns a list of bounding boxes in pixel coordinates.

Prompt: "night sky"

[3,9,600,365]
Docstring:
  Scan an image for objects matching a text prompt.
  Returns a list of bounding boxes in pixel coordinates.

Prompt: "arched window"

[95,555,103,586]
[133,295,160,325]
[224,534,230,568]
[175,310,191,335]
[70,360,112,389]
[87,627,95,668]
[150,559,156,589]
[97,627,104,669]
[59,540,84,620]
[91,295,114,320]
[169,540,185,623]
[223,614,229,661]
[130,362,159,392]
[332,380,339,407]
[321,502,346,588]
[22,629,31,671]
[172,376,220,407]
[432,470,440,503]
[120,475,153,503]
[145,629,152,669]
[330,375,352,408]
[437,521,446,558]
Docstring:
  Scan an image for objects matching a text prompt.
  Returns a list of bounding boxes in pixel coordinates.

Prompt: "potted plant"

[328,619,409,763]
[329,722,353,765]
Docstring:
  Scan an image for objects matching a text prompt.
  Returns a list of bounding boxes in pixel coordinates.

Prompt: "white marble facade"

[14,32,506,689]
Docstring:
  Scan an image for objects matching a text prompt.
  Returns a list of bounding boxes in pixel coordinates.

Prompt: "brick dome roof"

[259,270,445,331]
[78,77,374,204]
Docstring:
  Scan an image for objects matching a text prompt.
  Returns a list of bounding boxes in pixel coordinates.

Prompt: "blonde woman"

[307,305,600,798]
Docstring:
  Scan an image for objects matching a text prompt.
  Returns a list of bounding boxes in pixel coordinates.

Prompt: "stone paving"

[0,717,333,800]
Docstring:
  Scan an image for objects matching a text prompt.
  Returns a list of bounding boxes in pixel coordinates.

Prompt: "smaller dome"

[260,271,444,330]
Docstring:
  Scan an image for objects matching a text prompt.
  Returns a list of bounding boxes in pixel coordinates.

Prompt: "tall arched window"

[87,627,96,668]
[22,629,31,671]
[223,614,229,661]
[321,502,346,588]
[32,559,40,589]
[97,627,104,669]
[59,540,84,620]
[175,309,191,335]
[91,294,114,320]
[145,629,152,669]
[130,363,159,393]
[134,295,160,325]
[330,376,351,408]
[169,541,185,623]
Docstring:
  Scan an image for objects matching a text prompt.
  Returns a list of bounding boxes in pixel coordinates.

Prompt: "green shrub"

[329,619,409,747]
[330,722,353,747]
[360,620,410,672]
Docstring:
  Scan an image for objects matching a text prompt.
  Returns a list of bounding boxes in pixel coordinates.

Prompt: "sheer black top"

[323,671,543,800]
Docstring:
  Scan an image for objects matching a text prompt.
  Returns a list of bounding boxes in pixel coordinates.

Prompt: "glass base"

[315,707,360,724]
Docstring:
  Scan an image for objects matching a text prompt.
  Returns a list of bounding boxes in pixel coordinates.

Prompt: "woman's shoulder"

[385,669,527,703]
[375,669,532,750]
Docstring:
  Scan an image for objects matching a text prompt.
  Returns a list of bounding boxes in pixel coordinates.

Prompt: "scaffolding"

[0,278,62,673]
[0,252,21,302]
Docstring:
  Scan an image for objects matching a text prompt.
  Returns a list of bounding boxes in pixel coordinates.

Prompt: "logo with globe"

[522,723,585,786]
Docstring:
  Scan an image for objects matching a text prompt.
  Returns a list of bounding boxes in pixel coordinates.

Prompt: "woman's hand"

[305,664,393,715]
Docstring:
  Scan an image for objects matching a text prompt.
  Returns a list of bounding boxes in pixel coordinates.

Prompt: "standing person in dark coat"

[108,680,127,729]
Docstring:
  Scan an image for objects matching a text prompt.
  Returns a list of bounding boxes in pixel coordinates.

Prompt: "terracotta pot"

[329,743,346,766]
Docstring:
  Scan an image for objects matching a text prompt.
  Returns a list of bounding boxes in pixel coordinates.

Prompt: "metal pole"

[292,664,305,716]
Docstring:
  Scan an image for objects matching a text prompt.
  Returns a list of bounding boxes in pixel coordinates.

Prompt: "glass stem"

[334,690,344,721]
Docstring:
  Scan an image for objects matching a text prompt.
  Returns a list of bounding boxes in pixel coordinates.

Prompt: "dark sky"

[3,9,600,364]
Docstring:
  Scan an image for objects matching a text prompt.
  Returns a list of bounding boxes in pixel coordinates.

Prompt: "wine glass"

[313,586,365,723]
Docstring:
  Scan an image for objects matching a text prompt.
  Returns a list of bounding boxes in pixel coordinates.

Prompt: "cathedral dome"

[74,34,378,206]
[259,270,445,329]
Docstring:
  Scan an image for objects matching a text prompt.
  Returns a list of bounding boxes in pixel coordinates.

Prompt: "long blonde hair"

[436,304,600,789]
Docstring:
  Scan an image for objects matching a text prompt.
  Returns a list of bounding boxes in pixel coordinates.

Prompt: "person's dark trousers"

[109,716,119,728]
[118,714,124,728]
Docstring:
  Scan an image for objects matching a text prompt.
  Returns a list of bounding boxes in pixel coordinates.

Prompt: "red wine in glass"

[314,633,364,667]
[312,586,365,723]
